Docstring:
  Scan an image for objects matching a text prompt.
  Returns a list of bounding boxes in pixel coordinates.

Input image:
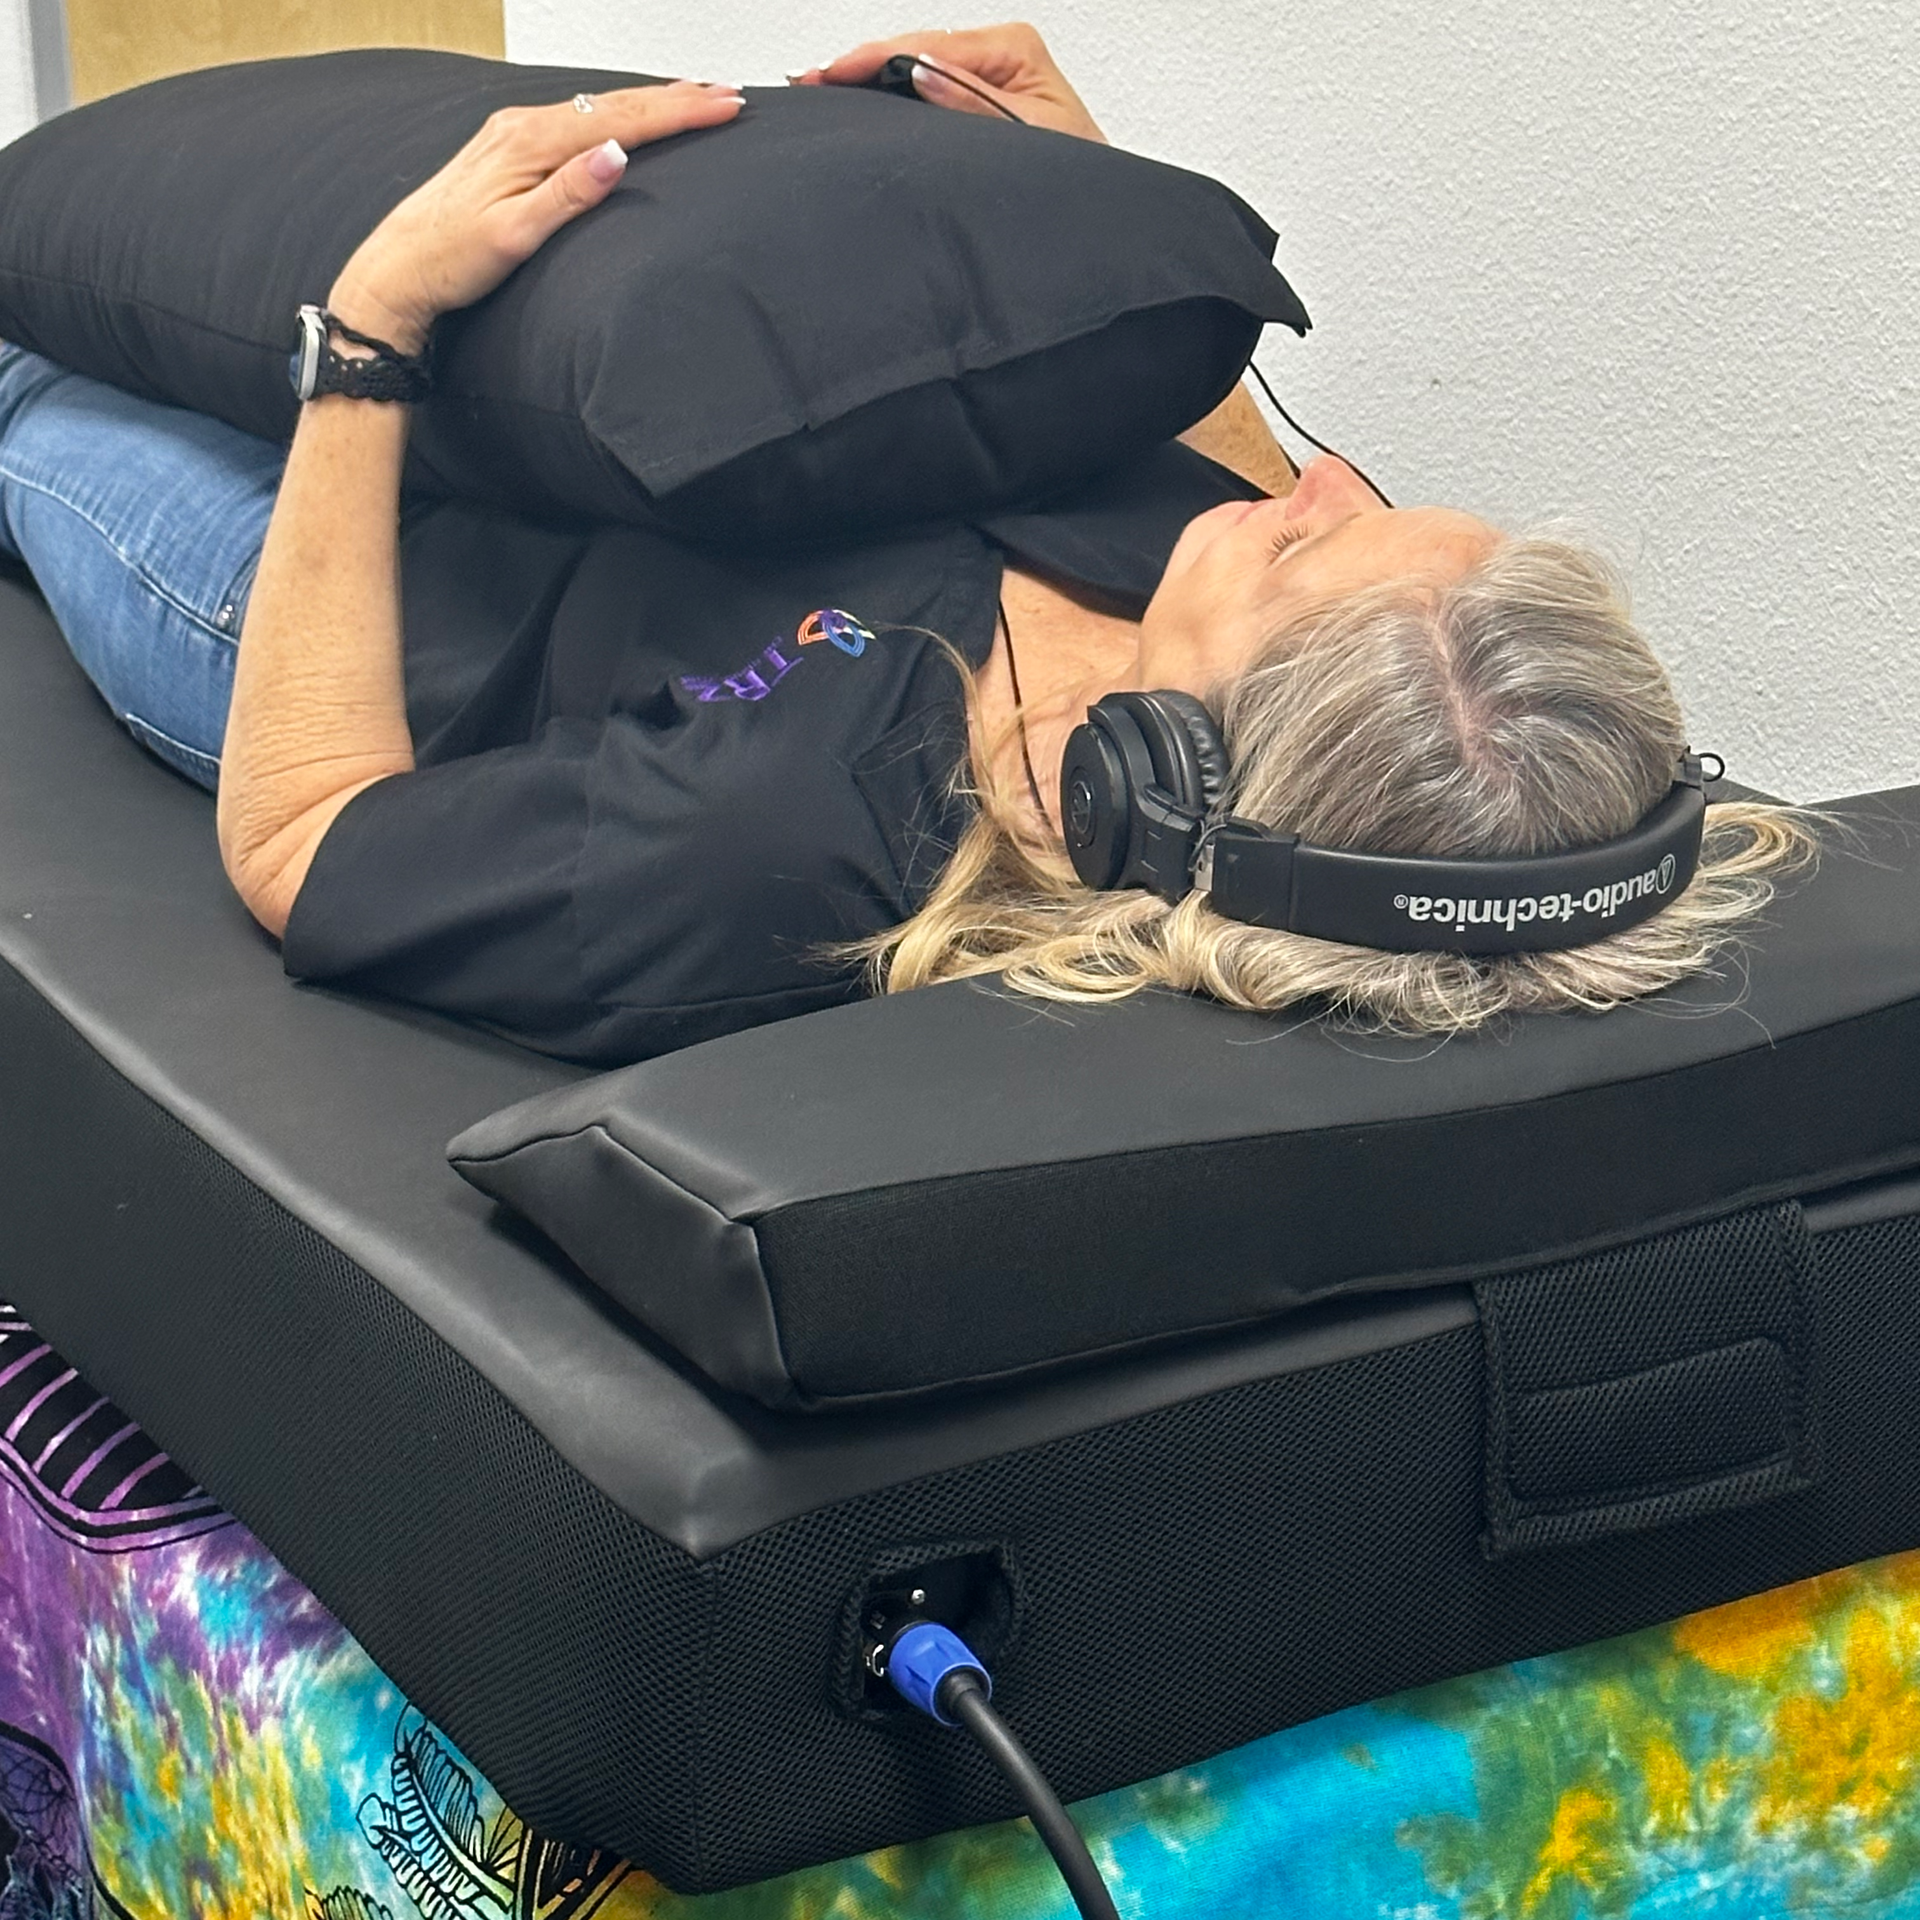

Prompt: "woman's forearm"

[215,389,416,939]
[1179,385,1298,498]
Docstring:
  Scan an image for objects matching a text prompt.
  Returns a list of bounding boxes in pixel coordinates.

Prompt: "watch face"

[289,306,324,401]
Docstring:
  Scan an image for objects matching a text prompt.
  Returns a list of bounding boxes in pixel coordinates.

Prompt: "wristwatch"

[288,304,432,404]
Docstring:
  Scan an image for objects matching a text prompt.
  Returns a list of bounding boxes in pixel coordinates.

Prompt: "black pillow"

[0,49,1309,543]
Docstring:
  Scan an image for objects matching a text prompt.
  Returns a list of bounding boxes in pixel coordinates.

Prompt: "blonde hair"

[860,531,1816,1034]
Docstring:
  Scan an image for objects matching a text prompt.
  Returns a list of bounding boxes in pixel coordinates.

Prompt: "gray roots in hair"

[861,529,1816,1033]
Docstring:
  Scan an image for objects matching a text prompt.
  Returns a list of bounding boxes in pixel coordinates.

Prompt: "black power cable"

[879,1620,1124,1920]
[938,1669,1122,1920]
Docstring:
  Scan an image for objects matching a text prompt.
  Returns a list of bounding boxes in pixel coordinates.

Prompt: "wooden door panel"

[65,0,506,103]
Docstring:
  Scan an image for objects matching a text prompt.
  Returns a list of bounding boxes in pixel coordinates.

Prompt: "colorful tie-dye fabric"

[7,1296,1920,1920]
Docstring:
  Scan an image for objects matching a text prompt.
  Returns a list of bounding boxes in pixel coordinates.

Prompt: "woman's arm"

[216,382,415,938]
[216,82,744,939]
[1179,387,1298,496]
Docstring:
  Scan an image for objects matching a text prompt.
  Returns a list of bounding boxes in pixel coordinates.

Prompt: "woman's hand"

[328,80,744,352]
[792,24,1104,143]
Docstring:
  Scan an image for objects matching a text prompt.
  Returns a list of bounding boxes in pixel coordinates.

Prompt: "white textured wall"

[0,0,36,149]
[506,0,1920,800]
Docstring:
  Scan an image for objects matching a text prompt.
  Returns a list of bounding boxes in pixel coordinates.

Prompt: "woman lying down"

[0,24,1809,1067]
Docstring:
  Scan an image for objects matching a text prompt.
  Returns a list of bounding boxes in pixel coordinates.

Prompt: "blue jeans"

[0,345,285,789]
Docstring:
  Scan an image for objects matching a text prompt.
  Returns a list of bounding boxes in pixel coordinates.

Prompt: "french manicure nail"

[585,137,627,183]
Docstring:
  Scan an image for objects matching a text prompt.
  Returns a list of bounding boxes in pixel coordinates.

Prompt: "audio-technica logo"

[1392,854,1678,933]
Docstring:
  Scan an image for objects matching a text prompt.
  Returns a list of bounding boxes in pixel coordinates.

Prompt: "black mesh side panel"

[680,1329,1485,1880]
[0,964,715,1885]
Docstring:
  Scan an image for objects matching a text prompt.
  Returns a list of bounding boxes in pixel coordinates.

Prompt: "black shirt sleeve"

[281,725,603,1052]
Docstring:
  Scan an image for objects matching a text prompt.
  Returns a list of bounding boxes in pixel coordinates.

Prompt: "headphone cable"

[1244,361,1396,508]
[998,595,1055,834]
[909,54,1028,124]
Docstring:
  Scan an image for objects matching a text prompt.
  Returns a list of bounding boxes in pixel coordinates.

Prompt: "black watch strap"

[289,304,432,404]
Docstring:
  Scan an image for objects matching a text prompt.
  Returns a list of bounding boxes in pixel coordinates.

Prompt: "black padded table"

[6,567,1920,1890]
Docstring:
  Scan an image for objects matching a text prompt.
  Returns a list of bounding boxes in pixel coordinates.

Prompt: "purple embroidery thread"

[681,640,805,704]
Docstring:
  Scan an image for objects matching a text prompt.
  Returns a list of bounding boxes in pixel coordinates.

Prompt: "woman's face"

[1134,456,1501,697]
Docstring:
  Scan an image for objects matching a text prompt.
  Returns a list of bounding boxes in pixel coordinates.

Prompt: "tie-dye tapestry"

[7,1295,1920,1920]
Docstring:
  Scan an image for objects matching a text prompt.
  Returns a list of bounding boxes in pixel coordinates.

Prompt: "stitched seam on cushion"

[0,465,244,642]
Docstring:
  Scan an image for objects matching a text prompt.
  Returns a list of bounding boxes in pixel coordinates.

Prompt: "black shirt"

[281,443,1258,1064]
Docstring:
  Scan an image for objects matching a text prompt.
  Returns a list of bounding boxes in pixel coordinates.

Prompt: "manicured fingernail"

[586,138,627,183]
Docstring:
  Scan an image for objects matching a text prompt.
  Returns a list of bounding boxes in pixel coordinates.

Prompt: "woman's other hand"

[328,81,744,352]
[793,24,1104,143]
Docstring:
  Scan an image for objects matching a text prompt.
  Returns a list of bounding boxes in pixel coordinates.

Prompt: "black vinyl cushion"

[0,49,1309,543]
[450,788,1920,1411]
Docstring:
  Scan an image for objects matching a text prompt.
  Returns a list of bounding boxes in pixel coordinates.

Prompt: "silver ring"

[571,92,596,114]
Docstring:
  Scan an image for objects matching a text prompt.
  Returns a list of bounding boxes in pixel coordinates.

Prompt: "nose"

[1283,454,1390,521]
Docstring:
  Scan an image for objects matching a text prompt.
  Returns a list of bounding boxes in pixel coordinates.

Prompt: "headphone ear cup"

[1134,690,1230,814]
[1060,716,1133,889]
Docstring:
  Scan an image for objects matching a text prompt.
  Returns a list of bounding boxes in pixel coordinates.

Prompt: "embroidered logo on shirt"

[797,608,875,656]
[680,609,878,703]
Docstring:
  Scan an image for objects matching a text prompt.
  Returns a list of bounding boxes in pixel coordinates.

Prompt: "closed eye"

[1268,523,1312,560]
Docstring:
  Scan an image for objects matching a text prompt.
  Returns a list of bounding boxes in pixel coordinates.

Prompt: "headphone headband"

[1061,692,1711,956]
[1198,767,1706,954]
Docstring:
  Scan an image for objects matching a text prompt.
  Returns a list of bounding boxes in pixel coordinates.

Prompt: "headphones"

[1060,692,1712,956]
